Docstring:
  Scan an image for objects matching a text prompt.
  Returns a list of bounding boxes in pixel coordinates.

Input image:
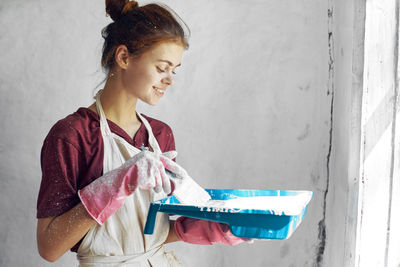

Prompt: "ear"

[114,45,130,69]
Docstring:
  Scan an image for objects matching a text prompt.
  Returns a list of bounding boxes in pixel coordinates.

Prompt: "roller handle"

[144,203,158,235]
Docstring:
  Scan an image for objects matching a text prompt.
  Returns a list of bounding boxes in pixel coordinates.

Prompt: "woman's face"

[122,41,185,106]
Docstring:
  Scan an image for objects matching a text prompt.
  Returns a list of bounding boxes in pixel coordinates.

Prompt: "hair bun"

[105,0,139,21]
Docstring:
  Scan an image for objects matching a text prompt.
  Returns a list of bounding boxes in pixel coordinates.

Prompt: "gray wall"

[324,0,364,265]
[0,0,341,266]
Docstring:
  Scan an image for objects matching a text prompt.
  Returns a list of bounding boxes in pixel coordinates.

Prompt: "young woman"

[36,1,249,266]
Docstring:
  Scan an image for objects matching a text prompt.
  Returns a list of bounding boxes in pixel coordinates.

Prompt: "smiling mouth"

[153,87,165,94]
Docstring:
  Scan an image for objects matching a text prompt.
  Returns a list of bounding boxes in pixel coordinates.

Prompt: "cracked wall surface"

[315,2,336,266]
[323,0,365,265]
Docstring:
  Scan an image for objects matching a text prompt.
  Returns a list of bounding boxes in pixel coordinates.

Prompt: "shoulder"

[44,108,100,149]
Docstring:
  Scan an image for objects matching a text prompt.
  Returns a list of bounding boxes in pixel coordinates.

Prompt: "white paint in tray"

[168,191,313,215]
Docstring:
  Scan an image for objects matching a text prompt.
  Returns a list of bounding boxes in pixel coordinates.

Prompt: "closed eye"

[156,66,165,73]
[157,66,177,75]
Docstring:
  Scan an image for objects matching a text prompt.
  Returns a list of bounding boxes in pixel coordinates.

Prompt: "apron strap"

[137,112,161,153]
[95,90,112,137]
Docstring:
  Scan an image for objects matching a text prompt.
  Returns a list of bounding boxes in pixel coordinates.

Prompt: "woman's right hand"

[78,150,180,225]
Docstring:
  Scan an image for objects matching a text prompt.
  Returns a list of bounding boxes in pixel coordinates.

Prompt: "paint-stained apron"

[77,91,182,267]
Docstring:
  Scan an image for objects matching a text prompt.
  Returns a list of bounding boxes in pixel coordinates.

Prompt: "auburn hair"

[101,0,190,71]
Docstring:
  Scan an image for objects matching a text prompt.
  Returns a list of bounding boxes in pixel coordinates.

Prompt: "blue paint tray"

[144,189,313,239]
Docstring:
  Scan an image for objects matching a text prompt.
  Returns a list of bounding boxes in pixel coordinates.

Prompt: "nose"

[162,73,174,86]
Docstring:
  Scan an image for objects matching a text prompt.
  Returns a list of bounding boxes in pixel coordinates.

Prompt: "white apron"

[77,91,182,267]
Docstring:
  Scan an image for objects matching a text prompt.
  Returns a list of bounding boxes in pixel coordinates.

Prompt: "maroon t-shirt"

[36,107,176,251]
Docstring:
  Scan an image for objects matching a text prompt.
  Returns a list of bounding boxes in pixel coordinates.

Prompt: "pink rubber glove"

[78,150,184,225]
[174,217,251,245]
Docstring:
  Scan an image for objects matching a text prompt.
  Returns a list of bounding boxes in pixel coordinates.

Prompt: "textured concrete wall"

[0,1,333,266]
[323,0,366,266]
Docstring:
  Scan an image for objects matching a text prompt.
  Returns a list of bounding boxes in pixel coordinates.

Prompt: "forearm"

[37,202,96,262]
[164,220,181,244]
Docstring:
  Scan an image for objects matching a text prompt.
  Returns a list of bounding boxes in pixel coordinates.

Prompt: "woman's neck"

[101,87,138,123]
[91,78,142,137]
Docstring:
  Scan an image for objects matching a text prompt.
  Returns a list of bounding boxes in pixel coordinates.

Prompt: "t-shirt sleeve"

[37,134,82,218]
